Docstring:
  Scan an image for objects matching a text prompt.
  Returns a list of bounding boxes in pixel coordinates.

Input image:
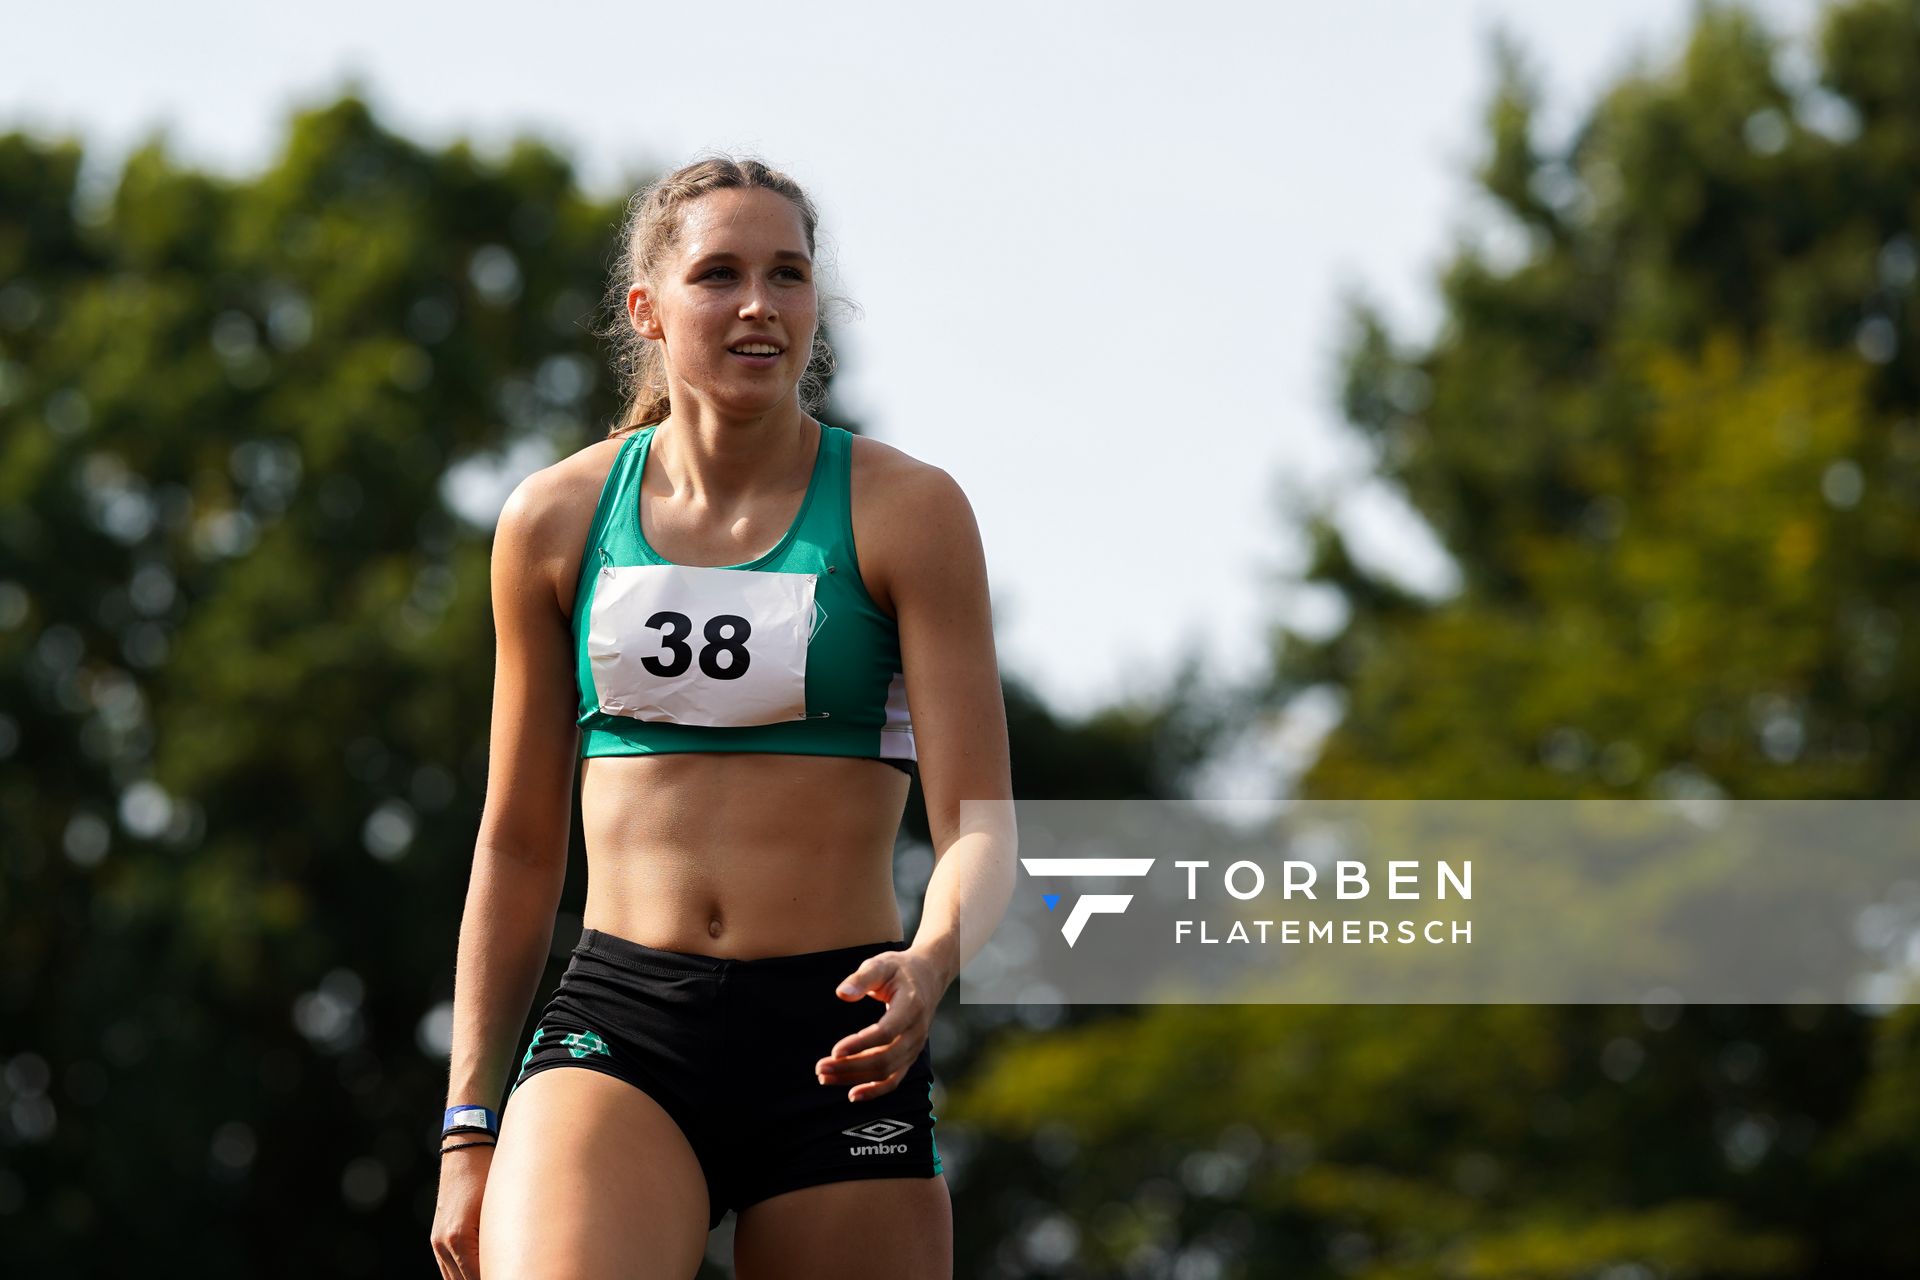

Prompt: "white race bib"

[587,563,816,727]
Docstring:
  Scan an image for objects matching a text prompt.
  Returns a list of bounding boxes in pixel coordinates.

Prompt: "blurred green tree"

[952,2,1920,1276]
[0,94,1203,1275]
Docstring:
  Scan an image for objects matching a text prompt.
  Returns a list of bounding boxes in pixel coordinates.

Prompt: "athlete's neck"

[649,410,818,507]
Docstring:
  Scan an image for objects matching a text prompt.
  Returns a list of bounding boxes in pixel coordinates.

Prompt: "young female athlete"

[428,156,1015,1280]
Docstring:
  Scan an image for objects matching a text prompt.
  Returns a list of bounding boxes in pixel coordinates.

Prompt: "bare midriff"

[577,750,911,959]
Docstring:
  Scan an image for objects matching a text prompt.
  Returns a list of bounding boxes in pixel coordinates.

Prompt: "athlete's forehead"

[674,190,811,268]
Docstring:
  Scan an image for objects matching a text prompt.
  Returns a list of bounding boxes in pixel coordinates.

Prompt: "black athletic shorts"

[505,927,943,1230]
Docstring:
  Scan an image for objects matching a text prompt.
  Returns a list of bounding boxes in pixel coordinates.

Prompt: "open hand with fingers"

[815,947,948,1102]
[432,1139,493,1279]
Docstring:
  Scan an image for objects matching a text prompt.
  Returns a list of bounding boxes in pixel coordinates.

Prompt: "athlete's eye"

[699,266,806,279]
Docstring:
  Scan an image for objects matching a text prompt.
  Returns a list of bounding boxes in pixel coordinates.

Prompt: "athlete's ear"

[628,283,661,341]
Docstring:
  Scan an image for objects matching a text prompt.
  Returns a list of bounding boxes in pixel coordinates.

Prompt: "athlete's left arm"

[887,463,1017,990]
[819,459,1017,1101]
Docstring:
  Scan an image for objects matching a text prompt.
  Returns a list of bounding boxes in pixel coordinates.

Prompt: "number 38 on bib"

[586,563,819,727]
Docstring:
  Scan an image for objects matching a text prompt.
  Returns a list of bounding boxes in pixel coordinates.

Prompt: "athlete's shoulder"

[845,431,981,621]
[493,433,626,593]
[501,433,619,527]
[845,430,971,516]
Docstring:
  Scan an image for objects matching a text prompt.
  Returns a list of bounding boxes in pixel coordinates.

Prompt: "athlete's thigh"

[479,1066,710,1280]
[732,1174,953,1280]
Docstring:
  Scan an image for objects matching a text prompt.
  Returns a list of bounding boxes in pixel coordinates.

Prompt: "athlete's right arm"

[434,470,580,1276]
[445,469,580,1122]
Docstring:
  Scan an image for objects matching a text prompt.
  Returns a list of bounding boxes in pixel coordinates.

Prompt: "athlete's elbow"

[472,841,569,899]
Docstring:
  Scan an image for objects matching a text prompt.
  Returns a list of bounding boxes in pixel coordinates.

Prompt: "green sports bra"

[571,420,917,776]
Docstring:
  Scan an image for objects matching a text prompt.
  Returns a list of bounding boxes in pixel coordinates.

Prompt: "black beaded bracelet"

[439,1140,497,1157]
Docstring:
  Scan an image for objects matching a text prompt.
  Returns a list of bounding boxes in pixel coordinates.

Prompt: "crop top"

[571,420,917,776]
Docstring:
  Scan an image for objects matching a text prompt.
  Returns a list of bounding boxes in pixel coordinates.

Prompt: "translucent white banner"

[957,800,1920,1005]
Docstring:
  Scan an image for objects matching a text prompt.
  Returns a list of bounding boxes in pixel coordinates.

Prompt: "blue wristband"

[442,1105,499,1137]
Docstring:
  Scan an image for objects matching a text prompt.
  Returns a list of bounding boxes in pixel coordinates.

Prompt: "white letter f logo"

[1021,858,1156,947]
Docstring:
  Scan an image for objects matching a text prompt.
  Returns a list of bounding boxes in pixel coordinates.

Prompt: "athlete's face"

[629,188,817,416]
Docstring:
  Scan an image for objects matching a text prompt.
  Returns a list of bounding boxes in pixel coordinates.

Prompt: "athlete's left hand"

[815,947,947,1102]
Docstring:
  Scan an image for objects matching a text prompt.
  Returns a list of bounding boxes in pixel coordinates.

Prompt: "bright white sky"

[9,0,1824,722]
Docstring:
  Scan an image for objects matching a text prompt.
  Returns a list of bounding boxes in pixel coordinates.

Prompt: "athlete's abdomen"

[578,750,911,958]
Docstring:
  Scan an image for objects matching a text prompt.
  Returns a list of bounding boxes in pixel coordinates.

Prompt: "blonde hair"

[596,154,854,436]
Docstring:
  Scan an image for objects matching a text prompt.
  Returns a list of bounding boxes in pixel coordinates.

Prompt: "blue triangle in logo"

[1042,893,1060,912]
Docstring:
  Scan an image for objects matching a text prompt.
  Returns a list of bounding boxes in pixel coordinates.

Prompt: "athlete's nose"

[739,283,776,324]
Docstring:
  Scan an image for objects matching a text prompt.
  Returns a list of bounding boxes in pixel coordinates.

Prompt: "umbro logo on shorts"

[561,1030,610,1059]
[843,1118,914,1156]
[844,1118,913,1143]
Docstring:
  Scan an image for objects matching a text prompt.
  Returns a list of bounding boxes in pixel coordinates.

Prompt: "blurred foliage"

[952,2,1920,1277]
[9,1,1920,1275]
[0,93,1198,1274]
